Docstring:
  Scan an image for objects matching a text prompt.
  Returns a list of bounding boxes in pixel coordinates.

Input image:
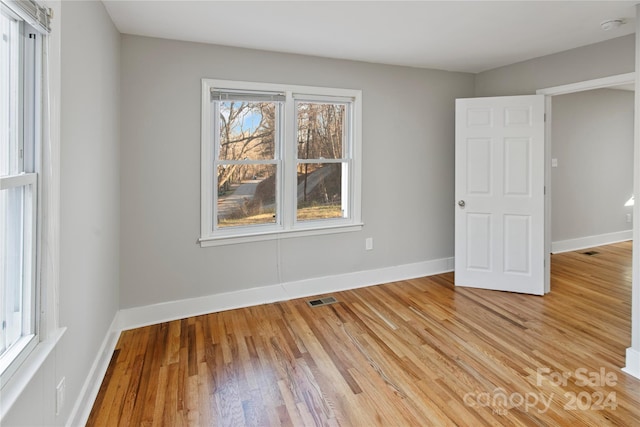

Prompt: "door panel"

[467,213,492,270]
[455,95,545,295]
[467,138,492,194]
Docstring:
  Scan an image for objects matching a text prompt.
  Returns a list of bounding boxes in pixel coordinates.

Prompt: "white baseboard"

[66,315,120,427]
[66,255,640,425]
[551,230,632,254]
[116,256,454,331]
[71,256,453,423]
[622,347,640,380]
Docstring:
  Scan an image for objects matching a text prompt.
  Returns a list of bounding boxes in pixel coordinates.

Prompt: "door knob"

[458,200,465,208]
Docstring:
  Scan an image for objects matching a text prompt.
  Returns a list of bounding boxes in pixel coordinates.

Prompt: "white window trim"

[200,79,363,247]
[0,0,63,419]
[0,0,53,398]
[0,174,38,387]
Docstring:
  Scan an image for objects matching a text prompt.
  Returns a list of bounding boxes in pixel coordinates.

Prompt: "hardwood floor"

[87,242,639,426]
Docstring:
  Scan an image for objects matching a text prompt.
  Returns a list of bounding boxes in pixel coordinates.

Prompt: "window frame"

[293,95,353,225]
[200,79,362,246]
[0,3,42,387]
[212,92,284,234]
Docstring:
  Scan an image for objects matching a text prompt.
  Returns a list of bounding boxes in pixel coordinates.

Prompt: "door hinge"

[544,113,547,122]
[544,186,546,195]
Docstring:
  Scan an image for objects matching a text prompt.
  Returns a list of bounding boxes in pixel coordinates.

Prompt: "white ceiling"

[102,1,637,73]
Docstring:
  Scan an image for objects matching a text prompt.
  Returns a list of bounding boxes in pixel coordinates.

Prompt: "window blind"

[211,89,285,102]
[292,93,354,103]
[1,0,51,33]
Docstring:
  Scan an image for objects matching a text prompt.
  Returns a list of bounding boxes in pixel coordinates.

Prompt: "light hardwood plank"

[87,241,640,426]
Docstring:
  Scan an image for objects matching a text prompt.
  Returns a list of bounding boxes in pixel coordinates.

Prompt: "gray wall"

[5,11,635,425]
[475,35,635,97]
[475,35,636,247]
[119,35,475,309]
[3,1,121,425]
[551,89,634,243]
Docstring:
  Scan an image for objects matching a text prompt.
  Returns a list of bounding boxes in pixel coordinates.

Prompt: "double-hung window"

[1,0,47,384]
[201,80,362,245]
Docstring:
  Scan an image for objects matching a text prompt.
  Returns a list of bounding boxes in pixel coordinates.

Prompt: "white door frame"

[536,72,638,378]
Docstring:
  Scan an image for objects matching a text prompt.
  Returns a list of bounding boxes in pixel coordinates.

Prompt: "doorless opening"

[537,72,636,377]
[537,72,635,293]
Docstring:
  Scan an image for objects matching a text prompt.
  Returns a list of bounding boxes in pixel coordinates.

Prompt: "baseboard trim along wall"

[67,316,121,427]
[69,250,640,425]
[116,256,454,331]
[70,256,453,425]
[551,230,633,254]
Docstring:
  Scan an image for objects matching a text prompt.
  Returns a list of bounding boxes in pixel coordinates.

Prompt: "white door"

[455,95,546,295]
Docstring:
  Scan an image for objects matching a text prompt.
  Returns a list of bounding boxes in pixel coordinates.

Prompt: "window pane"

[1,187,25,356]
[297,163,346,221]
[297,102,346,160]
[217,164,277,228]
[218,101,277,161]
[0,11,19,177]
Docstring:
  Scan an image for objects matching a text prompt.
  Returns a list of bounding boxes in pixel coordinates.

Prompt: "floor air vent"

[582,251,599,256]
[307,296,338,307]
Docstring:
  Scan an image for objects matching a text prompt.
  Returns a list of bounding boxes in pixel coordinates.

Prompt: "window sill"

[0,327,67,421]
[199,222,364,247]
[0,335,38,387]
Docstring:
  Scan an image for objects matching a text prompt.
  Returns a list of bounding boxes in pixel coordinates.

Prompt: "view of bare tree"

[297,102,345,209]
[216,100,347,227]
[217,101,276,192]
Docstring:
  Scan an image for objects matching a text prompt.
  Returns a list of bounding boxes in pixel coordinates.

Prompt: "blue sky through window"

[221,101,263,134]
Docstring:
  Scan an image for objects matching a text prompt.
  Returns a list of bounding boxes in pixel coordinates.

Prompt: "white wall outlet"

[56,377,65,416]
[551,158,558,167]
[365,237,373,251]
[626,213,632,223]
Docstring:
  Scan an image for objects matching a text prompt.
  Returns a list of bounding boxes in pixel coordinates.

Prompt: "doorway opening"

[537,73,636,376]
[549,86,633,254]
[537,72,635,292]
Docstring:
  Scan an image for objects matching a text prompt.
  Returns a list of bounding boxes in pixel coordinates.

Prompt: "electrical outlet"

[626,213,632,223]
[365,237,373,251]
[56,377,65,416]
